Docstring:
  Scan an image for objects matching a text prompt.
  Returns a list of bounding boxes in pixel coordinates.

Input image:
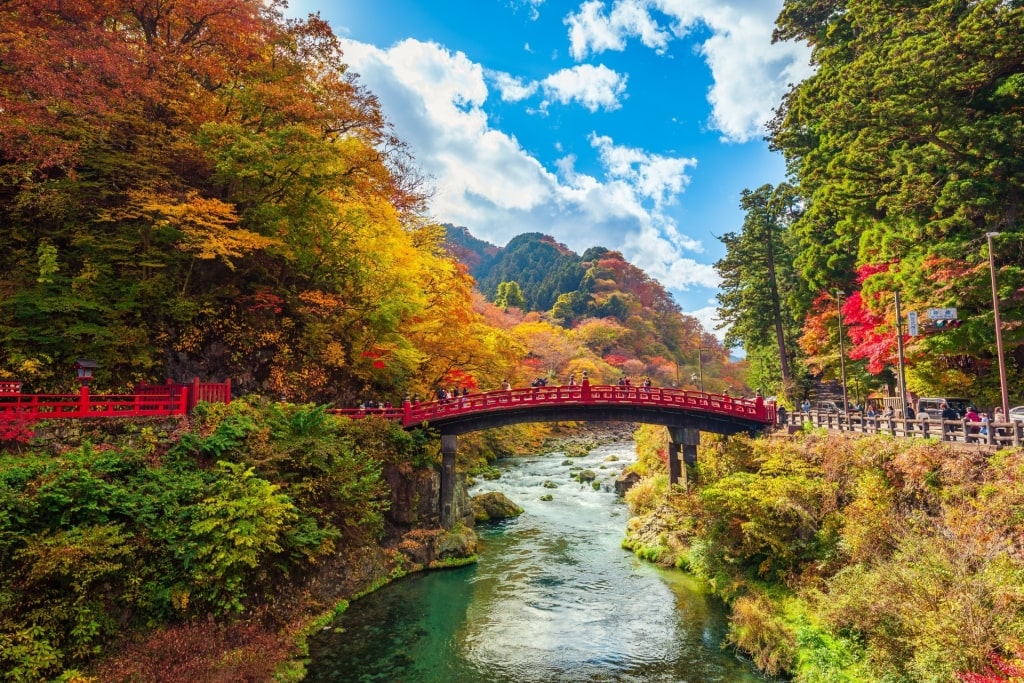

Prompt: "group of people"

[566,371,589,386]
[357,398,393,412]
[397,371,668,408]
[863,404,900,418]
[794,398,1000,436]
[436,386,470,405]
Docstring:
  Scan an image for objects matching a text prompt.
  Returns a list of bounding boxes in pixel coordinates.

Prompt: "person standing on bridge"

[568,372,577,386]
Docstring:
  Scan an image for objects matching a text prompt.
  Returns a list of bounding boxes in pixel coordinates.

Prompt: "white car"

[1008,406,1024,422]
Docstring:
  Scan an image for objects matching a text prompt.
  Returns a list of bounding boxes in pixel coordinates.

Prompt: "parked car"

[916,397,971,420]
[816,400,846,414]
[1008,406,1024,422]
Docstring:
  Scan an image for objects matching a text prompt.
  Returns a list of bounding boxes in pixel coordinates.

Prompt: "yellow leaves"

[321,342,347,368]
[298,290,347,315]
[101,189,281,269]
[156,192,280,268]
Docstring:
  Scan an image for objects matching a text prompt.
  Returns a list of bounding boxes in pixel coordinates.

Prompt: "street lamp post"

[987,232,1010,420]
[697,347,704,392]
[836,291,849,413]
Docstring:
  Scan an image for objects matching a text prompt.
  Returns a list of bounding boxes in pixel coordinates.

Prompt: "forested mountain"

[717,0,1024,410]
[453,231,585,312]
[445,226,670,322]
[442,226,748,392]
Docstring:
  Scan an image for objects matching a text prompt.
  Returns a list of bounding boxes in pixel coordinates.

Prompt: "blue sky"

[285,0,812,337]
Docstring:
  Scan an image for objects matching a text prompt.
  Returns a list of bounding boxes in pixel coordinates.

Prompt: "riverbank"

[621,427,1024,682]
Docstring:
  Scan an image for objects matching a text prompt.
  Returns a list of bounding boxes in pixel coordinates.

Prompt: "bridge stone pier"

[668,427,700,488]
[440,434,458,528]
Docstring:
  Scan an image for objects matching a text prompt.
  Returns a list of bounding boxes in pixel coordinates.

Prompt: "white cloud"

[588,133,695,207]
[540,64,628,112]
[564,0,813,141]
[337,37,713,294]
[513,0,547,20]
[689,304,727,341]
[566,0,671,60]
[490,71,539,102]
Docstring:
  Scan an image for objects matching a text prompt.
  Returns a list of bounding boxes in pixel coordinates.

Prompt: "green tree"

[186,461,298,615]
[770,0,1024,396]
[715,184,804,394]
[494,281,526,310]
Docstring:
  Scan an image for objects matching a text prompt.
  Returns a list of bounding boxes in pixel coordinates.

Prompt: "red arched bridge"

[332,384,773,435]
[332,383,775,527]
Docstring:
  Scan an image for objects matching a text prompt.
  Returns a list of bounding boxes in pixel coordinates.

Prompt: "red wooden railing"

[0,378,231,423]
[136,378,232,412]
[330,384,774,428]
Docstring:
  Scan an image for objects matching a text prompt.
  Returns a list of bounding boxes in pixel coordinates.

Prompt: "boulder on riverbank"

[471,491,524,522]
[614,470,641,496]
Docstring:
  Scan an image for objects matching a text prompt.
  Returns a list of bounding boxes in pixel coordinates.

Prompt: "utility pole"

[836,291,849,413]
[987,232,1011,420]
[894,291,909,417]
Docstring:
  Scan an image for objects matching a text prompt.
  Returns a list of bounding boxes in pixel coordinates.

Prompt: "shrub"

[727,593,797,676]
[623,473,667,515]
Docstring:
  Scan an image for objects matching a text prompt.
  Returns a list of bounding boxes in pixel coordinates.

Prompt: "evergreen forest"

[716,0,1024,410]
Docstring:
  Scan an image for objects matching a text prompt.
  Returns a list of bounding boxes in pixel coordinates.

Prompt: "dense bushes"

[625,430,1024,682]
[0,399,426,681]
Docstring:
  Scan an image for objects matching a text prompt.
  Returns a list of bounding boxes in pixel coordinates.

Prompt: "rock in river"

[471,491,524,522]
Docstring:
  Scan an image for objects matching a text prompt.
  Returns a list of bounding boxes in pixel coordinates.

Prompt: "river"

[302,439,769,682]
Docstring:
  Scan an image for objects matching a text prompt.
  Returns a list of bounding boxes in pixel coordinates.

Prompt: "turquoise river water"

[302,440,769,682]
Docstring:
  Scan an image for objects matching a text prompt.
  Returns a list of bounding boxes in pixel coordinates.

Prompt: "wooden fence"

[781,409,1024,448]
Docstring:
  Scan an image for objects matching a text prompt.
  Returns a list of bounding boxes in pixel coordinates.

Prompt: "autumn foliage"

[0,0,521,404]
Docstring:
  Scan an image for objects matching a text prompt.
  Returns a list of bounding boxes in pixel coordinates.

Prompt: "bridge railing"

[328,385,774,427]
[0,389,190,422]
[0,377,232,424]
[782,410,1024,447]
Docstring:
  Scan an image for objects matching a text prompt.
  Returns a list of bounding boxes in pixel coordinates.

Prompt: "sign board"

[926,307,958,320]
[908,311,919,336]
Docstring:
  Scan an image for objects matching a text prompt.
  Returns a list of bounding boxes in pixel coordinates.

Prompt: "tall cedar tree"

[716,184,804,392]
